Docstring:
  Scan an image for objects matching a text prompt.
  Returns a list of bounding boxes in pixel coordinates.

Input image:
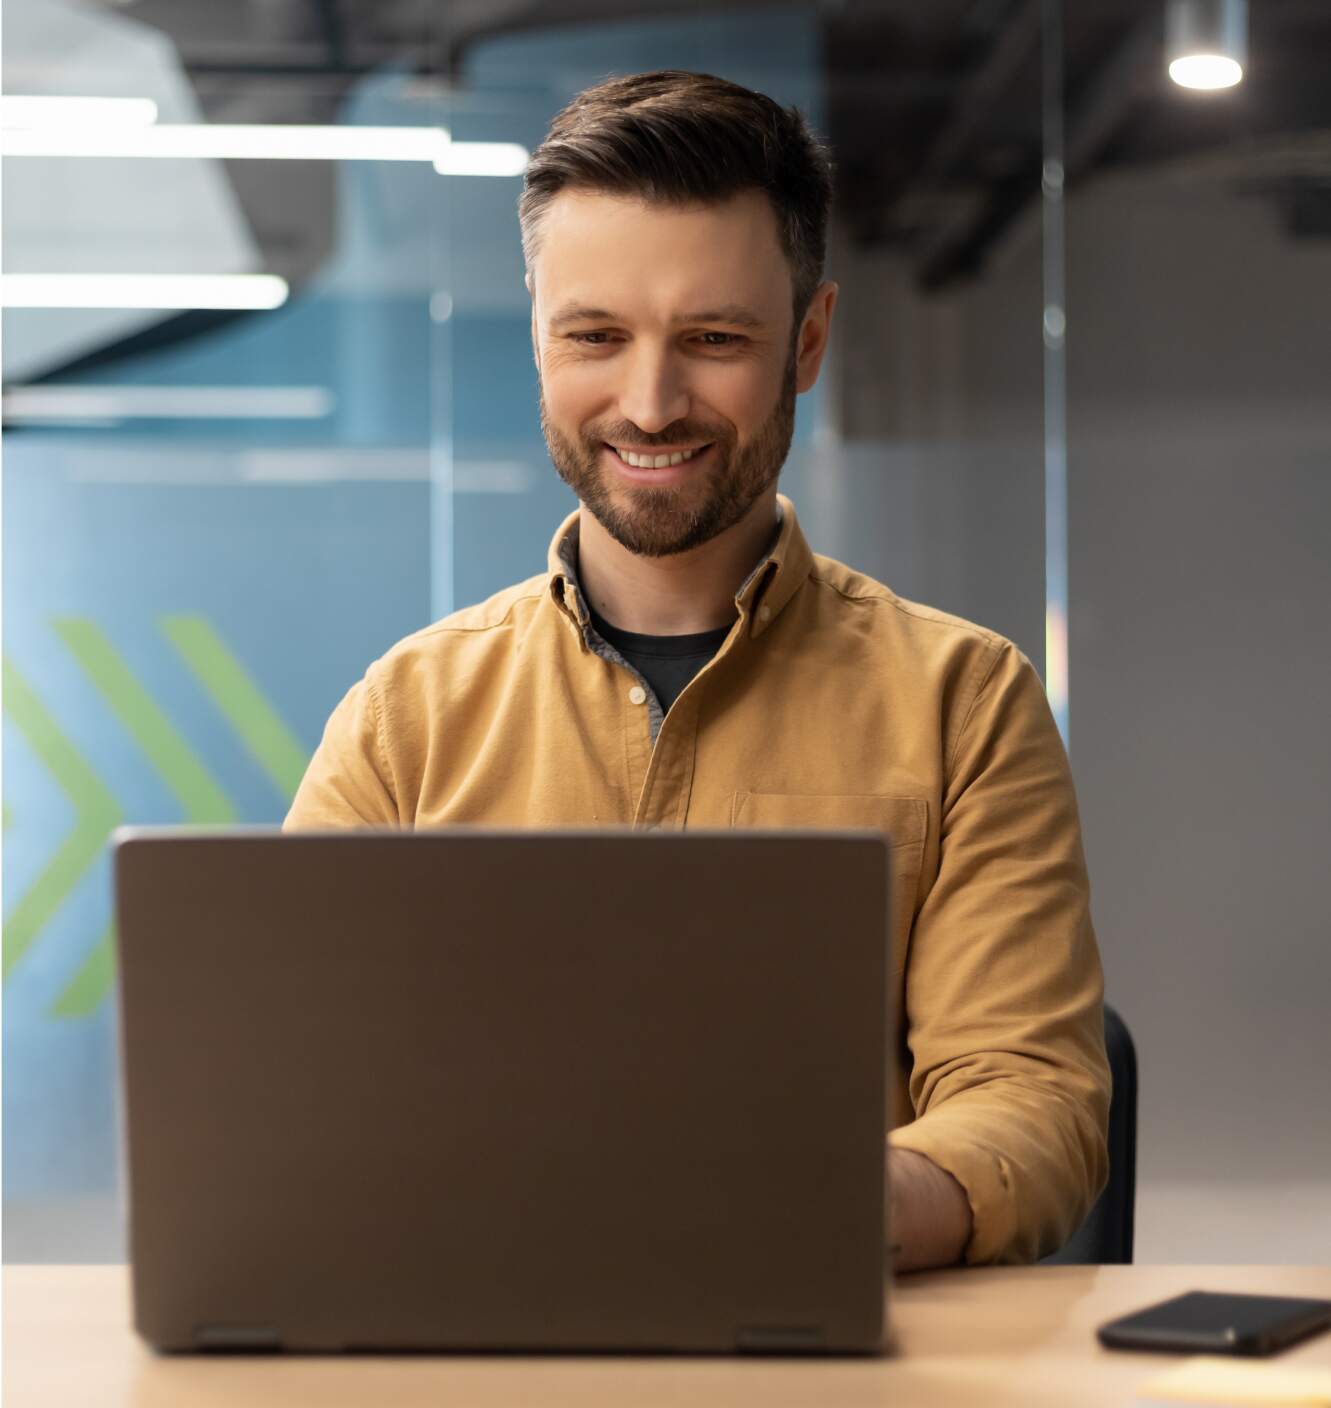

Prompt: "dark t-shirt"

[588,606,733,716]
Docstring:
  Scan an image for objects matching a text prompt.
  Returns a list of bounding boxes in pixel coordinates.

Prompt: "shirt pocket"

[729,791,928,976]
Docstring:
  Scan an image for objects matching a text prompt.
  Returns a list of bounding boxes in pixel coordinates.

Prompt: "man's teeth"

[615,446,703,468]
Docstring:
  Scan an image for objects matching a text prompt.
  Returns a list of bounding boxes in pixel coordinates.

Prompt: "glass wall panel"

[2,0,831,1262]
[5,0,1069,1262]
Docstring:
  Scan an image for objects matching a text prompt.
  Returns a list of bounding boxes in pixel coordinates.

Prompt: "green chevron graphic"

[47,618,244,1017]
[55,618,237,823]
[2,659,121,978]
[49,924,117,1019]
[7,618,308,1018]
[161,615,308,801]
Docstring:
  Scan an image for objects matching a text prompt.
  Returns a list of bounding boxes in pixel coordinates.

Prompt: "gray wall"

[821,163,1331,1252]
[806,223,1047,670]
[1063,172,1331,1188]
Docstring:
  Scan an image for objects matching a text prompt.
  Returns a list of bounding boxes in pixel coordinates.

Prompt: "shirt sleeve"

[284,668,400,829]
[888,639,1111,1263]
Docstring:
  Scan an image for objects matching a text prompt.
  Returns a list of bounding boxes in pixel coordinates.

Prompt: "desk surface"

[5,1264,1331,1407]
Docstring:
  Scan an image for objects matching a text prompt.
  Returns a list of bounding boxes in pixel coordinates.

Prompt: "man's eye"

[569,332,613,345]
[697,332,742,348]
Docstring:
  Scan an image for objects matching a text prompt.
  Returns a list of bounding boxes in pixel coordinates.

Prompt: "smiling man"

[287,70,1111,1270]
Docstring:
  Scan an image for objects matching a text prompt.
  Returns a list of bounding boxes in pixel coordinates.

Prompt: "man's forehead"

[531,188,791,321]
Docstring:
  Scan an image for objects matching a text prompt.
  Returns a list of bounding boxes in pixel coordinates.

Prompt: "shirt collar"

[547,492,813,642]
[733,494,814,638]
[548,510,591,639]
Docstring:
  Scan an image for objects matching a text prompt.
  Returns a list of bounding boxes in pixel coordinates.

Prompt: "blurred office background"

[3,0,1329,1263]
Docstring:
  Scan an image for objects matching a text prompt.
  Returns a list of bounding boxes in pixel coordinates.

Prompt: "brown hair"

[519,70,833,323]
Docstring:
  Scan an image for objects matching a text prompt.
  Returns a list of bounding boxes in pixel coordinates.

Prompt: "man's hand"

[887,1146,973,1273]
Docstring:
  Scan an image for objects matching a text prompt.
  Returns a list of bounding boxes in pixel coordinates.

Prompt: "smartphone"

[1097,1291,1331,1356]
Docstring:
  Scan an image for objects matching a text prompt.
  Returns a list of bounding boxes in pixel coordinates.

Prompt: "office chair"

[1041,1003,1138,1264]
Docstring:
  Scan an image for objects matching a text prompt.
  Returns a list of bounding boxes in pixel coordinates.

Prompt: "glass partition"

[2,0,834,1261]
[3,0,1075,1261]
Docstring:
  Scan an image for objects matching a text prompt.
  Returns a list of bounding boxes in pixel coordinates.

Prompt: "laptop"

[113,826,891,1354]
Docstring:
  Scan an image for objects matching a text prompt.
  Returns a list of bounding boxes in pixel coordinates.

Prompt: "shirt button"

[759,605,772,622]
[628,685,647,705]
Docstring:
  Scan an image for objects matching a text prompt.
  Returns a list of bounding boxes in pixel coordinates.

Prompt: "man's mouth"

[607,443,712,469]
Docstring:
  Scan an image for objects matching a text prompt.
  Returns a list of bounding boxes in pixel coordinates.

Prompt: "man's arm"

[890,638,1111,1264]
[285,670,400,828]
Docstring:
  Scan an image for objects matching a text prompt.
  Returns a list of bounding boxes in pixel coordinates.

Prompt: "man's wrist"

[887,1146,974,1272]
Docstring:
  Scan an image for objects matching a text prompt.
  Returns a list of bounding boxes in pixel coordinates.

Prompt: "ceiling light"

[0,120,527,173]
[1,385,332,421]
[1167,54,1243,89]
[0,95,159,129]
[433,142,529,177]
[1,274,290,309]
[1167,0,1247,89]
[1,124,449,161]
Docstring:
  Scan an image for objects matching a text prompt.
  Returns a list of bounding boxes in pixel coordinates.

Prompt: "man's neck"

[576,491,779,636]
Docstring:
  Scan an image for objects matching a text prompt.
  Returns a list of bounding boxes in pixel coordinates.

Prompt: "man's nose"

[617,347,689,434]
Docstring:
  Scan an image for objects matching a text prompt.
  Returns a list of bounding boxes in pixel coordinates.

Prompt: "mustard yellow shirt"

[286,494,1110,1263]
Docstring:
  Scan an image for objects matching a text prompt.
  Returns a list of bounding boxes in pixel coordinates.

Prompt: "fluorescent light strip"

[1,274,289,309]
[1,123,450,161]
[0,95,160,129]
[2,385,334,421]
[0,121,527,173]
[433,142,529,177]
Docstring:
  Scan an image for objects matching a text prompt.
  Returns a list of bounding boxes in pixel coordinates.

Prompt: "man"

[287,70,1110,1269]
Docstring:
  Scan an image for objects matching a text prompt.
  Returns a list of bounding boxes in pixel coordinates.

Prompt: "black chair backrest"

[1042,1003,1138,1264]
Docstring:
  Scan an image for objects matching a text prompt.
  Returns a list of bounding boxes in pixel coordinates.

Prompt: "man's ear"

[527,274,541,376]
[794,280,839,394]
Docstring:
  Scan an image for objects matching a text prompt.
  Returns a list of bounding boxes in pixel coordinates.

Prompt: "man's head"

[521,71,836,559]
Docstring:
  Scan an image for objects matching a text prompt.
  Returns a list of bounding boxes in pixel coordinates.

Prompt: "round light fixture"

[1166,0,1247,90]
[1168,53,1243,89]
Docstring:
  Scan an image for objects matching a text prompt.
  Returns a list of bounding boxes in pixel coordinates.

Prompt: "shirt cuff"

[889,1107,1021,1265]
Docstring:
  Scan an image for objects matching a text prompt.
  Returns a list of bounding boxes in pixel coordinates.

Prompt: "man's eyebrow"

[548,304,617,329]
[547,302,767,330]
[672,304,765,329]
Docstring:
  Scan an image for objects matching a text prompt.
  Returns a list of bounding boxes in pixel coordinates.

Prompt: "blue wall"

[2,4,824,1228]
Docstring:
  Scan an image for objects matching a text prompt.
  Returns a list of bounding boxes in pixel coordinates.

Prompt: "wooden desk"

[5,1264,1330,1407]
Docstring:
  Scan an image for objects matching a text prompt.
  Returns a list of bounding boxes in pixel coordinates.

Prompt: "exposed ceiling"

[824,0,1331,285]
[23,0,1331,302]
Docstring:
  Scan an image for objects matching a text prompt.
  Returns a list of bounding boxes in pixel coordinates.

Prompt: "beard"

[539,352,797,559]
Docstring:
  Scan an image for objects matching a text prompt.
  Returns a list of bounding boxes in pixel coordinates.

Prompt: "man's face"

[529,189,813,558]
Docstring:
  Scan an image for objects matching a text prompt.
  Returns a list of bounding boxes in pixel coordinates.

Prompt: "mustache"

[582,421,731,450]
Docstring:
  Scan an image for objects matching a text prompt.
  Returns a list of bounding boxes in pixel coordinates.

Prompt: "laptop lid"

[114,827,890,1353]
